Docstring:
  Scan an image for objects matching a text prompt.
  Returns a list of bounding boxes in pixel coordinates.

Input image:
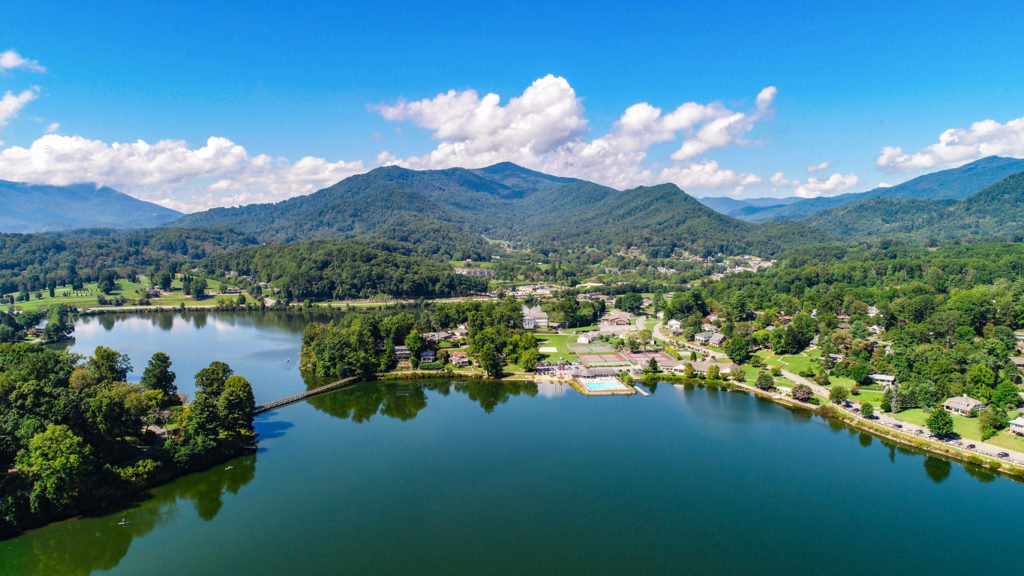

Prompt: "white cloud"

[376,75,777,192]
[0,134,364,212]
[0,50,45,73]
[807,161,830,173]
[794,172,860,198]
[45,122,60,133]
[0,87,39,137]
[877,114,1024,172]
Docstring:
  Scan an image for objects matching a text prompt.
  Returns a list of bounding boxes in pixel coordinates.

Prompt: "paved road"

[652,322,727,359]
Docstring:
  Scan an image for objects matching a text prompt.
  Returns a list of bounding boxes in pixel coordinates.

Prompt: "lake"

[1,311,1020,575]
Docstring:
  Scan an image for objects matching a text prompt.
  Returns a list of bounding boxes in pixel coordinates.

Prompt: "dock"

[253,376,362,415]
[634,385,651,397]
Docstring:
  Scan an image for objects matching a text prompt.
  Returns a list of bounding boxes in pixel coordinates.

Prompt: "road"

[651,322,727,359]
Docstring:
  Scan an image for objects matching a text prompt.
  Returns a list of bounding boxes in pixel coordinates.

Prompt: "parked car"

[998,452,1010,458]
[893,423,903,429]
[966,444,976,449]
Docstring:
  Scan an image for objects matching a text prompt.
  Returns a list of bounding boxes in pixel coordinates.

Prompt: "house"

[1010,357,1024,372]
[394,346,411,360]
[701,323,719,333]
[420,350,436,363]
[943,395,984,416]
[577,331,601,344]
[709,333,726,347]
[868,325,885,335]
[694,332,715,344]
[666,319,682,332]
[453,323,469,338]
[1010,416,1024,436]
[705,314,720,323]
[601,310,632,326]
[867,305,879,317]
[522,305,549,330]
[450,351,471,367]
[670,360,742,377]
[422,331,452,342]
[868,374,897,388]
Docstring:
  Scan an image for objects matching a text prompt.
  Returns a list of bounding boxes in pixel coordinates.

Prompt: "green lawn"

[890,409,1024,452]
[850,389,885,405]
[8,279,147,311]
[778,354,818,375]
[538,334,579,362]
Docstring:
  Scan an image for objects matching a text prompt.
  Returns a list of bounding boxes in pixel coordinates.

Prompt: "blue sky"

[2,0,1023,211]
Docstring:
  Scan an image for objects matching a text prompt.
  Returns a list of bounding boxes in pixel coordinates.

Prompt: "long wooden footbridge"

[253,376,362,415]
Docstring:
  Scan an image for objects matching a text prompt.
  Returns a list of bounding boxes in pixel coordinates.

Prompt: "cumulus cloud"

[877,114,1024,172]
[0,50,45,73]
[0,87,39,135]
[0,134,364,212]
[794,172,860,198]
[807,161,830,173]
[376,75,777,191]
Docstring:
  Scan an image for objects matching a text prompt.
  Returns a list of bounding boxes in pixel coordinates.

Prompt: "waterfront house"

[394,346,411,360]
[943,395,984,416]
[1010,416,1024,436]
[420,350,436,363]
[450,351,471,367]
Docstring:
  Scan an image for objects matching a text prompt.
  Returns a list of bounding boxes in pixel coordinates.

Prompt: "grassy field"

[538,334,579,362]
[6,277,248,311]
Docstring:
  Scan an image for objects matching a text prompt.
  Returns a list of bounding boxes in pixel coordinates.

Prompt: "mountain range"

[698,156,1024,222]
[0,180,181,233]
[171,162,826,257]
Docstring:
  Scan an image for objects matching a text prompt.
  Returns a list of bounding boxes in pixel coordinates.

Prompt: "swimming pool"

[580,379,631,393]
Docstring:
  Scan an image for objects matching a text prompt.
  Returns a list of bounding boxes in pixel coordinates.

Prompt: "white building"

[522,305,549,330]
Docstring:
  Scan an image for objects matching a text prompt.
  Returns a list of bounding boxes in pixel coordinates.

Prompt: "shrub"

[792,384,813,402]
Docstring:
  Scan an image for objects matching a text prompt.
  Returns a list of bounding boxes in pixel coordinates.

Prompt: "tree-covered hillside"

[801,172,1024,242]
[171,163,825,257]
[0,180,182,233]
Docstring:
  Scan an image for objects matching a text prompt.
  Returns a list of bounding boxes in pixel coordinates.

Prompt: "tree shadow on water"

[0,454,257,576]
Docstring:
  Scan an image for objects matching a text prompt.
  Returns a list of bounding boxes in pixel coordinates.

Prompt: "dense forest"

[201,239,490,302]
[0,344,255,537]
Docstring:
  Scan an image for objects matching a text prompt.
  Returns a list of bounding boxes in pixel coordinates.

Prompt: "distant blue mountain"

[696,195,801,217]
[731,156,1024,222]
[0,180,182,233]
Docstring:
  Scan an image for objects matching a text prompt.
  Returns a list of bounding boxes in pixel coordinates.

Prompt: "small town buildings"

[868,374,897,388]
[601,310,632,326]
[1010,415,1024,436]
[522,305,549,330]
[670,360,742,376]
[943,395,984,416]
[394,346,411,360]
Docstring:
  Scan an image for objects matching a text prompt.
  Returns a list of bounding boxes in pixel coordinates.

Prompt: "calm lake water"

[1,311,1021,575]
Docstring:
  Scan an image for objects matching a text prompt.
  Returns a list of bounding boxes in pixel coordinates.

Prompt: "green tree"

[88,346,133,385]
[991,381,1020,410]
[405,329,425,358]
[615,292,643,315]
[16,424,92,511]
[861,402,875,418]
[706,364,720,379]
[519,348,539,372]
[927,408,955,438]
[218,375,256,432]
[475,339,503,378]
[194,361,234,398]
[755,372,774,391]
[829,385,849,404]
[724,336,750,365]
[979,407,1008,440]
[645,357,661,374]
[140,352,177,399]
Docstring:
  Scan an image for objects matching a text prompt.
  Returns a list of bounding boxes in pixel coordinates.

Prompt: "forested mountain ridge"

[715,156,1024,222]
[172,162,826,257]
[800,171,1024,241]
[0,180,182,232]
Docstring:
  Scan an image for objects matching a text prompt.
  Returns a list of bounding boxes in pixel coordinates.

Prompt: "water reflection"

[304,379,540,422]
[923,457,952,483]
[1,455,257,576]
